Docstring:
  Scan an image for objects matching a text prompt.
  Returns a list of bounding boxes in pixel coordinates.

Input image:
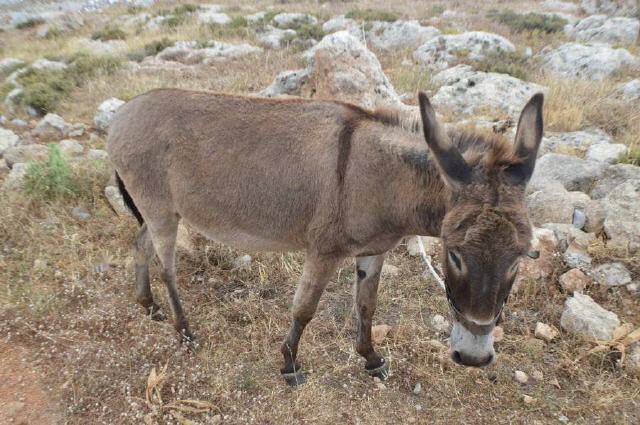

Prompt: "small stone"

[563,241,592,269]
[87,149,108,161]
[33,113,70,138]
[2,163,27,191]
[94,262,111,273]
[33,259,46,269]
[534,322,559,342]
[233,254,252,269]
[67,123,86,137]
[532,370,544,381]
[523,394,535,405]
[514,370,528,384]
[493,326,504,342]
[372,376,381,383]
[381,264,400,277]
[104,185,128,215]
[627,282,639,293]
[415,404,422,412]
[592,262,632,287]
[94,98,125,133]
[413,382,422,395]
[10,118,28,127]
[559,268,592,294]
[0,128,20,155]
[431,314,450,334]
[71,206,91,221]
[58,139,84,158]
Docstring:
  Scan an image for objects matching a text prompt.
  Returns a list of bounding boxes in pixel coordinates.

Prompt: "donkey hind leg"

[147,216,194,344]
[281,253,339,386]
[355,255,388,379]
[133,224,166,321]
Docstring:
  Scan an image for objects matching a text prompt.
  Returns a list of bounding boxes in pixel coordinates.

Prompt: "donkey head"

[418,92,544,367]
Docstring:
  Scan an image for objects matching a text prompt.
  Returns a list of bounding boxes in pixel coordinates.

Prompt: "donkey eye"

[448,250,462,271]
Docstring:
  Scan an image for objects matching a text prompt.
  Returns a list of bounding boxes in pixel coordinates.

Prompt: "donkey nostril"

[452,351,463,364]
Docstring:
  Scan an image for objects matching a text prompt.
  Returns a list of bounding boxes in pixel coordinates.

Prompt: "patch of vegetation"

[91,25,127,41]
[173,3,199,15]
[158,3,199,28]
[489,10,567,33]
[206,16,252,39]
[17,53,122,113]
[472,51,531,81]
[429,5,445,16]
[346,9,399,22]
[294,23,325,40]
[126,5,145,15]
[618,147,640,165]
[126,38,174,62]
[24,145,107,203]
[0,81,15,100]
[15,17,45,29]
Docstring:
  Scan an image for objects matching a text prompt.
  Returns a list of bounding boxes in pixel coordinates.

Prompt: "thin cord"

[416,237,446,291]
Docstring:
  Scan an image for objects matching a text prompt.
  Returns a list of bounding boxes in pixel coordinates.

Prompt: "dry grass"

[1,1,640,424]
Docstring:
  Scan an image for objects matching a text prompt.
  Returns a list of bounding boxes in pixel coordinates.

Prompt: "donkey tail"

[115,172,144,225]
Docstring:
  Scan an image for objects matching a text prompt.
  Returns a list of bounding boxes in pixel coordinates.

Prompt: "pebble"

[70,206,91,221]
[532,370,544,381]
[232,254,252,269]
[493,326,504,342]
[523,394,535,405]
[534,322,559,342]
[431,314,450,334]
[514,370,529,384]
[413,382,422,395]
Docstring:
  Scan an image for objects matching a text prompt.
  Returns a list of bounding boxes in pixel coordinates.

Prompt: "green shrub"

[229,15,248,29]
[127,38,174,62]
[345,9,398,22]
[174,3,199,15]
[619,147,640,166]
[91,25,127,41]
[127,5,144,15]
[15,18,45,29]
[25,145,110,203]
[17,53,122,113]
[295,23,325,40]
[472,51,531,81]
[490,10,567,33]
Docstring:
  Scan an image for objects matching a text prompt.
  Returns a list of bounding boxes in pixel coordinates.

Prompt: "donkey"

[107,89,543,386]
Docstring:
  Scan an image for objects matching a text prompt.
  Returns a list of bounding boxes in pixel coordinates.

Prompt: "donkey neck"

[350,121,450,238]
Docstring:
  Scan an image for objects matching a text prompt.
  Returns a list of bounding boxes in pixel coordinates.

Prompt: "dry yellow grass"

[1,1,640,424]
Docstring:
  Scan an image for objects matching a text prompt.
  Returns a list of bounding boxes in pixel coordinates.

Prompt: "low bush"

[345,9,399,22]
[91,25,127,41]
[490,10,567,33]
[472,51,531,81]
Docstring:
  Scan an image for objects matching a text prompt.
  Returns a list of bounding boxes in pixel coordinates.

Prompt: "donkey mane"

[365,104,523,176]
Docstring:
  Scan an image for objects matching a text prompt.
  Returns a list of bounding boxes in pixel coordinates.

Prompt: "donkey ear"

[418,92,472,190]
[507,93,544,185]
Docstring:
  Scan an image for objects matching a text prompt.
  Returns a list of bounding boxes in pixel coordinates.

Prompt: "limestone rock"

[94,97,125,133]
[541,42,638,80]
[559,268,592,293]
[592,262,632,287]
[367,20,441,50]
[560,293,620,340]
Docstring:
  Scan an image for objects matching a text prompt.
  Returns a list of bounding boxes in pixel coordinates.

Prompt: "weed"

[23,144,108,203]
[618,147,640,165]
[91,25,127,41]
[490,10,567,33]
[17,53,122,113]
[472,51,531,81]
[207,16,252,39]
[15,18,45,30]
[294,23,325,41]
[346,9,399,22]
[127,38,174,62]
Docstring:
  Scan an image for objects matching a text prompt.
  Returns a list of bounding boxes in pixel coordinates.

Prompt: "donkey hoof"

[281,369,306,387]
[149,308,166,322]
[365,358,389,380]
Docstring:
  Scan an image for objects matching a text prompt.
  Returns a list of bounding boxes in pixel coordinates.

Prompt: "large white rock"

[258,69,310,97]
[592,262,632,287]
[539,128,612,157]
[300,31,402,109]
[591,164,640,199]
[528,153,607,193]
[585,143,628,163]
[33,113,71,138]
[527,186,602,230]
[541,42,638,80]
[560,293,620,340]
[1,162,27,191]
[256,25,296,50]
[156,41,262,65]
[367,20,441,50]
[601,179,640,250]
[94,97,124,133]
[0,128,20,156]
[581,0,638,16]
[2,144,49,167]
[322,15,362,38]
[0,58,25,74]
[197,7,231,25]
[565,15,640,45]
[430,65,545,120]
[413,31,516,69]
[618,79,640,101]
[273,13,317,28]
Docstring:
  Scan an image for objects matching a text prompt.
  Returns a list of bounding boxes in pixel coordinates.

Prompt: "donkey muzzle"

[449,320,496,368]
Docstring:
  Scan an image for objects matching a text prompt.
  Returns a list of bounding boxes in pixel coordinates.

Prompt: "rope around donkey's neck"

[416,236,446,291]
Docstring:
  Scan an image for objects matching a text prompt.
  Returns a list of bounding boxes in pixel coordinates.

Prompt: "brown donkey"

[107,89,544,385]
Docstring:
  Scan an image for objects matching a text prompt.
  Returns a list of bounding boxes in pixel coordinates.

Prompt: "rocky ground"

[0,0,639,424]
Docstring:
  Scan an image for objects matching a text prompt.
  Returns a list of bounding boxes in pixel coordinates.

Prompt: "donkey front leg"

[281,253,340,386]
[355,255,388,379]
